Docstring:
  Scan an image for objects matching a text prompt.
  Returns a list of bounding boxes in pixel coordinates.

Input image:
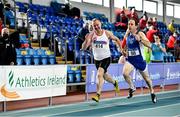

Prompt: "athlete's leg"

[139,68,157,103]
[92,67,104,102]
[104,73,119,93]
[139,69,154,94]
[122,62,135,90]
[96,67,105,95]
[104,73,115,84]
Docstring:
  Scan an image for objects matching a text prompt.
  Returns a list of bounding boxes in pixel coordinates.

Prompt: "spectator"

[77,22,91,46]
[167,19,175,36]
[139,15,147,30]
[127,8,139,24]
[0,27,16,65]
[140,11,148,20]
[146,26,158,43]
[151,35,166,62]
[115,6,128,30]
[152,17,157,29]
[174,36,180,59]
[167,32,177,55]
[144,25,158,63]
[143,17,153,33]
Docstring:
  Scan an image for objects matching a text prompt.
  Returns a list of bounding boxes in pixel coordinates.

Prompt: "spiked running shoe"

[151,93,157,103]
[114,80,120,93]
[92,94,100,102]
[127,88,136,99]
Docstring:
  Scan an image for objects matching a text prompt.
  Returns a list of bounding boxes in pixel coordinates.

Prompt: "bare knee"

[97,73,103,79]
[123,71,129,78]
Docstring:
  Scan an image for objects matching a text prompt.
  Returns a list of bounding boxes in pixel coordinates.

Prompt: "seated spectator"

[167,32,177,55]
[146,25,158,43]
[167,19,175,36]
[139,15,147,30]
[151,35,166,62]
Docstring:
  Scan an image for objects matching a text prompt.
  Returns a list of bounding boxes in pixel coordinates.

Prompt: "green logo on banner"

[8,70,14,87]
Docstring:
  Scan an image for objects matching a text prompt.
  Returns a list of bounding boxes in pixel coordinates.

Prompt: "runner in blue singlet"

[121,19,157,103]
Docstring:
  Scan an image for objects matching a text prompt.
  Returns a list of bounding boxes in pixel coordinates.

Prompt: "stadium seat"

[74,70,81,82]
[67,70,74,83]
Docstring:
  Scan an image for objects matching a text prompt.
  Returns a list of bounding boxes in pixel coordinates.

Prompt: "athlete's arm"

[137,31,151,49]
[105,30,122,51]
[81,32,93,50]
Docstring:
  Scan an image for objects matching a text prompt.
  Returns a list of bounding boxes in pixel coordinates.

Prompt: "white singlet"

[91,30,111,60]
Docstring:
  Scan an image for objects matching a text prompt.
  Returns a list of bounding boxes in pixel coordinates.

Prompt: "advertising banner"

[163,63,180,85]
[86,64,144,93]
[86,63,180,93]
[0,65,67,101]
[0,66,5,102]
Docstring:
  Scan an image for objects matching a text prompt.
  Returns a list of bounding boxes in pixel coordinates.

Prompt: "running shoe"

[127,88,136,98]
[92,94,100,102]
[114,80,120,93]
[151,93,157,103]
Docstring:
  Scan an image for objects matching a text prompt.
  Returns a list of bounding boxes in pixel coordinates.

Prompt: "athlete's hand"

[125,28,130,37]
[121,49,127,57]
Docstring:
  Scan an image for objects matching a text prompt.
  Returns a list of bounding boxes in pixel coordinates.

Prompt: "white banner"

[0,66,5,102]
[0,65,67,101]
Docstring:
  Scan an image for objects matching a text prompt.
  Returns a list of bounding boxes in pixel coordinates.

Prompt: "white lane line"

[45,95,180,117]
[103,103,180,117]
[1,90,179,116]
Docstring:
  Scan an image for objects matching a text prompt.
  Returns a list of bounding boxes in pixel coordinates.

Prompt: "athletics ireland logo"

[0,70,20,99]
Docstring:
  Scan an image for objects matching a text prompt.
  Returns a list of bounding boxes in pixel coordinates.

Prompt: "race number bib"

[128,50,140,56]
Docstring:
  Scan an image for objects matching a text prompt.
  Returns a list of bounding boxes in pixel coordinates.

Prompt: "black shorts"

[94,57,111,73]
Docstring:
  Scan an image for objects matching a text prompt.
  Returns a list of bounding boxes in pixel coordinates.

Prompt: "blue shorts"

[127,55,146,71]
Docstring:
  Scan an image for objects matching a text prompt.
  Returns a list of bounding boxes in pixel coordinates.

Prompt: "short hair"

[92,18,100,23]
[129,18,138,26]
[1,27,9,36]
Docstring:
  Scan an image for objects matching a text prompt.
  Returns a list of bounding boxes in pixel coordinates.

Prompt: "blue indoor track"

[0,90,180,117]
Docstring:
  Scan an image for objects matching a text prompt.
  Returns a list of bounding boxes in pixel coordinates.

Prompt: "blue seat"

[16,55,23,65]
[74,70,81,82]
[16,48,23,65]
[37,49,48,65]
[33,49,40,65]
[24,55,31,65]
[67,70,74,83]
[24,48,34,65]
[49,55,56,64]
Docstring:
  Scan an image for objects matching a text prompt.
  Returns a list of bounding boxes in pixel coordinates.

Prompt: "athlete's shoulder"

[138,31,145,36]
[86,31,94,38]
[104,30,113,37]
